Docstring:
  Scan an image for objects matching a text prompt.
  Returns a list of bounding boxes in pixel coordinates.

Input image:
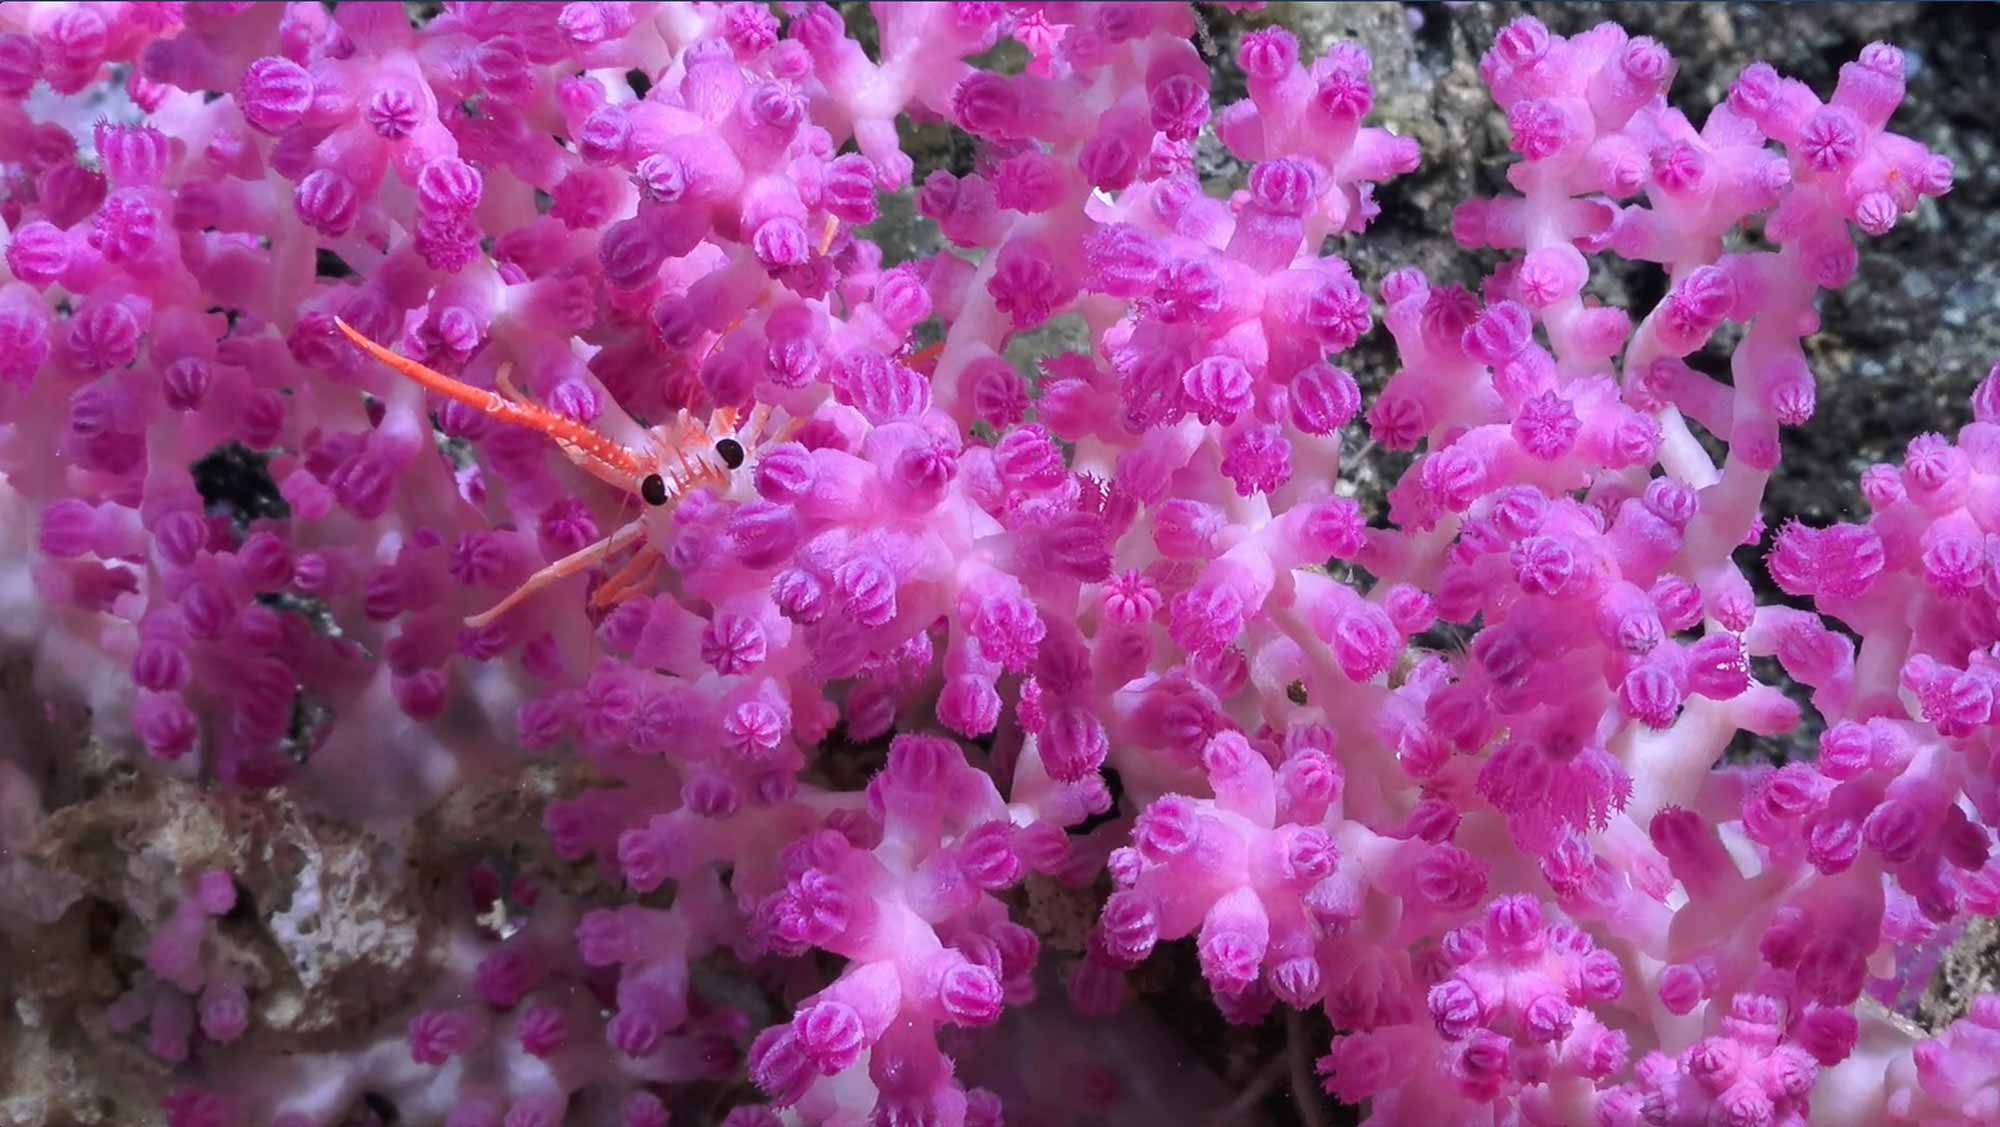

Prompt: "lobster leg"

[494,363,534,407]
[466,517,649,629]
[590,545,663,610]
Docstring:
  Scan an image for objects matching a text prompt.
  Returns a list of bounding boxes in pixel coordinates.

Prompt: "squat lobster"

[332,318,773,628]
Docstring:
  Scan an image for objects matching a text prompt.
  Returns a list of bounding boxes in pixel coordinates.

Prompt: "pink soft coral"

[0,5,1989,1127]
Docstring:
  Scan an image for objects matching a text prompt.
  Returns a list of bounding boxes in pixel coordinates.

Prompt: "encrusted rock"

[1919,916,2000,1035]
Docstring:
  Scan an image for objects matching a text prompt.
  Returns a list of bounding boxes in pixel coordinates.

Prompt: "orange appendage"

[591,545,662,609]
[908,339,947,376]
[333,318,648,481]
[465,518,649,629]
[660,453,729,501]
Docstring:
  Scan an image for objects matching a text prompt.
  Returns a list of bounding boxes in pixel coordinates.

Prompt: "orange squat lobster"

[333,321,949,628]
[333,318,771,628]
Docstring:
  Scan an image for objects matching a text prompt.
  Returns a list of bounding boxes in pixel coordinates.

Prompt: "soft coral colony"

[0,0,1995,1123]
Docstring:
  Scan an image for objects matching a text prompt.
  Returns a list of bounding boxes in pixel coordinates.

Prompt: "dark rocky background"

[1259,3,2000,533]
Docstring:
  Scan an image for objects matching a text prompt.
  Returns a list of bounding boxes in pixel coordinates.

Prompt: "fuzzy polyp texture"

[0,3,1992,1127]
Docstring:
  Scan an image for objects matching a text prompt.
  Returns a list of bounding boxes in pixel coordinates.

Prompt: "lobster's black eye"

[714,438,745,469]
[640,473,669,506]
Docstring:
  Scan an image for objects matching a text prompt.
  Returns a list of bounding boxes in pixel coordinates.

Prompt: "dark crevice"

[351,1092,400,1126]
[191,442,291,528]
[314,248,355,280]
[1071,767,1124,837]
